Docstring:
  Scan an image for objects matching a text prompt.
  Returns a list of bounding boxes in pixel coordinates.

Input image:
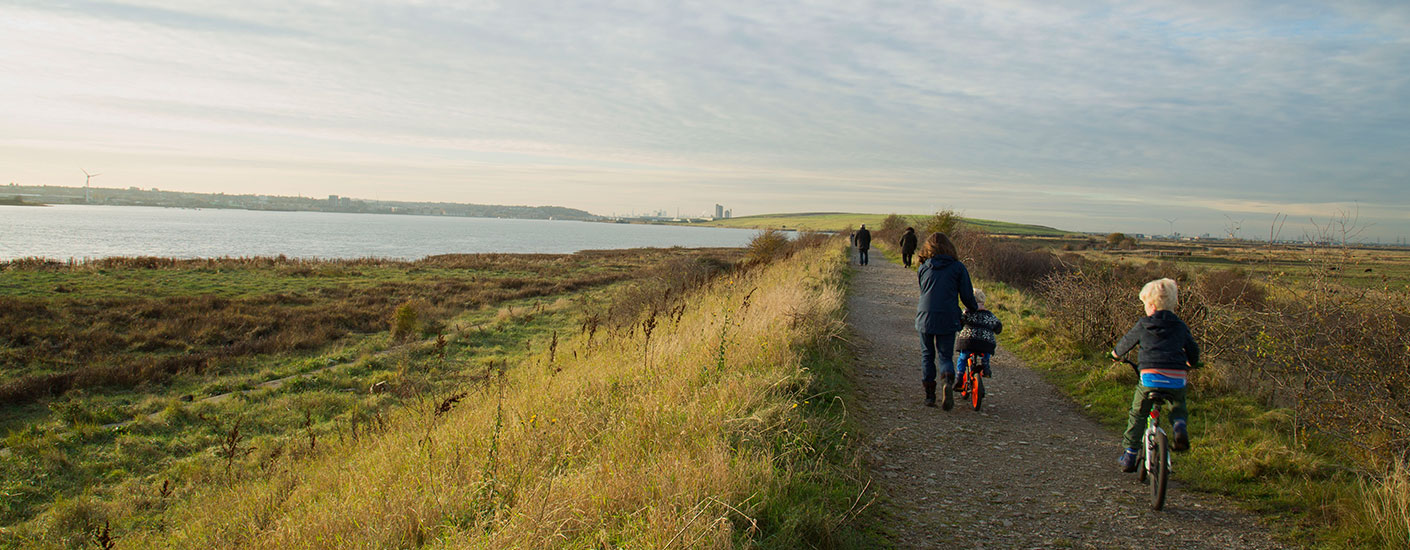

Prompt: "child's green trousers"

[1121,385,1188,449]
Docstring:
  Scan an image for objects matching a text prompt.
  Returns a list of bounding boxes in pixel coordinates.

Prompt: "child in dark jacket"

[1112,278,1200,473]
[954,288,1002,385]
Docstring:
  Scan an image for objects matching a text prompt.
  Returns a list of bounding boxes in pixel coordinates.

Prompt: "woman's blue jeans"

[920,332,956,383]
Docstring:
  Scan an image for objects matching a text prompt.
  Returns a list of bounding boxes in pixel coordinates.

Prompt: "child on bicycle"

[954,288,1002,387]
[1112,278,1200,473]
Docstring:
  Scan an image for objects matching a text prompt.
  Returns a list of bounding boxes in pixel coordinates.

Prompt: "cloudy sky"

[2,1,1407,240]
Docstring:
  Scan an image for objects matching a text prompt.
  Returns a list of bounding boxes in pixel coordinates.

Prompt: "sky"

[2,1,1408,241]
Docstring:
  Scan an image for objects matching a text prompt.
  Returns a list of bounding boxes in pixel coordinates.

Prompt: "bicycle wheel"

[971,376,984,410]
[1151,432,1170,510]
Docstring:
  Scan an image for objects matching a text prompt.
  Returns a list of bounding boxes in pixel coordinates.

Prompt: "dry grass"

[120,240,868,548]
[0,250,742,406]
[1364,460,1410,547]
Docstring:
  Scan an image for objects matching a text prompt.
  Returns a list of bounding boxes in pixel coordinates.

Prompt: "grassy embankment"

[8,239,883,548]
[874,235,1410,549]
[694,212,1071,237]
[0,248,793,547]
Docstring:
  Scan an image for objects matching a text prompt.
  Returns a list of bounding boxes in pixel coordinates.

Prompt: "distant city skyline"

[2,1,1407,241]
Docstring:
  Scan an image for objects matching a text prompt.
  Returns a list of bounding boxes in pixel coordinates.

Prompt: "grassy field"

[691,212,1072,236]
[0,248,756,547]
[0,240,887,548]
[29,238,885,548]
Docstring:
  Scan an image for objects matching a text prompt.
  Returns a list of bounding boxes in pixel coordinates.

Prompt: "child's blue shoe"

[1173,420,1190,452]
[1119,448,1138,473]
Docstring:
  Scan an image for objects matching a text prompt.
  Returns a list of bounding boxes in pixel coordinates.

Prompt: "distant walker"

[855,224,872,265]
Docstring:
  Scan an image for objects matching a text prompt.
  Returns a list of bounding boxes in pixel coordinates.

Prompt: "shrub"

[954,231,1068,291]
[923,209,961,237]
[391,301,420,342]
[1194,268,1267,309]
[745,229,792,265]
[879,214,907,234]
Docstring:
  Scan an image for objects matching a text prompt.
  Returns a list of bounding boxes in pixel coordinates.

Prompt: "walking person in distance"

[915,233,978,408]
[899,227,918,268]
[855,224,872,265]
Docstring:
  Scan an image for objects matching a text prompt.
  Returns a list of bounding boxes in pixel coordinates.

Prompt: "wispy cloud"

[1,0,1407,239]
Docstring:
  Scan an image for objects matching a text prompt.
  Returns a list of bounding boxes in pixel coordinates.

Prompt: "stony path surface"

[848,252,1290,549]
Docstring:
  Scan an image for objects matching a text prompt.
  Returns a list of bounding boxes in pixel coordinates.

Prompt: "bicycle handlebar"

[1112,355,1139,372]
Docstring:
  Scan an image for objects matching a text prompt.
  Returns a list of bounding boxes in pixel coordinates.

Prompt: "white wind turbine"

[81,168,101,204]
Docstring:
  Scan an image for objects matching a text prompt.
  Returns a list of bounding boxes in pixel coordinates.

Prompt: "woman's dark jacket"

[915,255,978,334]
[1113,310,1200,370]
[899,230,917,254]
[955,310,1003,353]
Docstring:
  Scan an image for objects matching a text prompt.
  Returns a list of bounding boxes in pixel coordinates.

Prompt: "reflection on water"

[0,205,762,260]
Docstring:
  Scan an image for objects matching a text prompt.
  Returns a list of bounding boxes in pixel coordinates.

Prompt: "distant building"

[725,209,732,219]
[714,204,724,219]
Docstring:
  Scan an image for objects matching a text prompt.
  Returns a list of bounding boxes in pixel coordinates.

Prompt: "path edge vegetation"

[870,227,1408,550]
[111,237,887,548]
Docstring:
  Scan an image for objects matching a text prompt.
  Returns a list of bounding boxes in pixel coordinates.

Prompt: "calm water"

[0,205,764,260]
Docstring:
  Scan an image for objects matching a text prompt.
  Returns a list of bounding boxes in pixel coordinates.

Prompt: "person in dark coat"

[914,232,977,408]
[898,227,918,268]
[855,224,872,265]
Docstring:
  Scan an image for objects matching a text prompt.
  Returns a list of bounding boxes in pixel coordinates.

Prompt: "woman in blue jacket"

[915,233,978,409]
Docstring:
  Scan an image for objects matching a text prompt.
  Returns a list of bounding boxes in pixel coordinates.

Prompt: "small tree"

[880,214,907,234]
[391,301,420,341]
[924,209,961,237]
[1106,232,1127,247]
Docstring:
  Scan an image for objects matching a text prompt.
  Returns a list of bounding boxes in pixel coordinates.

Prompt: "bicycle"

[1117,357,1174,510]
[957,352,987,411]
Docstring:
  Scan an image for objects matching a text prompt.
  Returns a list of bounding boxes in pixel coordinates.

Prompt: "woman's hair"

[973,288,987,307]
[917,232,958,262]
[1139,278,1179,311]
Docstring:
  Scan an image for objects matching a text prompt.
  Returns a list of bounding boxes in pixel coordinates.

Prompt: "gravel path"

[847,252,1290,549]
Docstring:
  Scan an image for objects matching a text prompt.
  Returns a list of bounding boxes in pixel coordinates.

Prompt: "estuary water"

[0,205,765,261]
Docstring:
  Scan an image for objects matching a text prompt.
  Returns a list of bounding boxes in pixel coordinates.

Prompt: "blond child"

[1112,278,1200,472]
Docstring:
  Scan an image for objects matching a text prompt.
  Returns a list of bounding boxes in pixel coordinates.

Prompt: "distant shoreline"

[0,198,49,207]
[2,183,599,221]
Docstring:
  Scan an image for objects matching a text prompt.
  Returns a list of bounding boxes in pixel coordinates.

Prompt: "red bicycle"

[958,353,987,411]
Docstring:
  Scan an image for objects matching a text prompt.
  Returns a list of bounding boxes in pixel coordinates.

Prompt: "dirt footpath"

[847,252,1289,549]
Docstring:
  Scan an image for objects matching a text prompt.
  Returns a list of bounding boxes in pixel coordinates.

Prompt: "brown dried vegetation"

[0,250,740,406]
